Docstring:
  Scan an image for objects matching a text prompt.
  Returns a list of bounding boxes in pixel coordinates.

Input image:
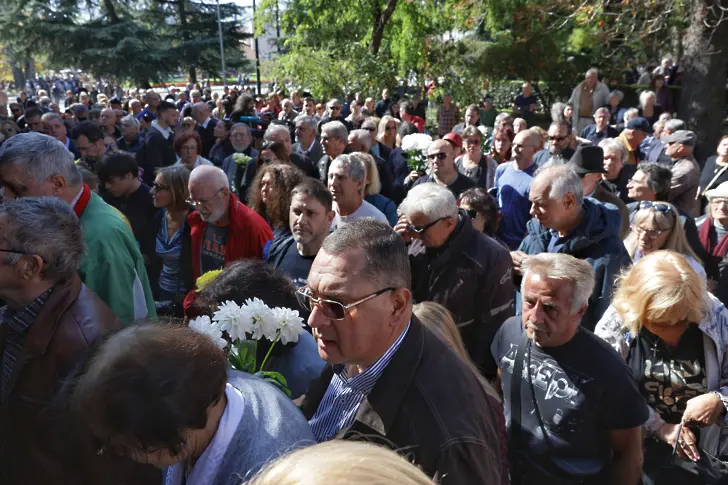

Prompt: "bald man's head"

[188,166,230,223]
[427,139,456,178]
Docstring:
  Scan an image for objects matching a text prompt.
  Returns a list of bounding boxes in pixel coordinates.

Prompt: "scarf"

[699,217,728,258]
[165,384,246,485]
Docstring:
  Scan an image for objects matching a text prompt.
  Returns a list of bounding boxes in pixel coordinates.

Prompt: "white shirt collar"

[152,120,172,139]
[70,185,84,208]
[201,116,212,129]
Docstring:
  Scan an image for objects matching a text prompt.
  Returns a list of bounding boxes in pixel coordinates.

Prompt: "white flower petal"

[188,315,228,349]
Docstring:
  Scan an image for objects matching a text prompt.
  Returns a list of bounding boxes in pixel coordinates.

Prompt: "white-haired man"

[396,182,514,378]
[328,154,387,230]
[580,107,618,145]
[492,252,647,485]
[511,163,631,331]
[192,101,218,158]
[0,132,155,322]
[187,166,272,281]
[568,68,610,133]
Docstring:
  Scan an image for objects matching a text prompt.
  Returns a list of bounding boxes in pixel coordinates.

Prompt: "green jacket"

[78,191,156,323]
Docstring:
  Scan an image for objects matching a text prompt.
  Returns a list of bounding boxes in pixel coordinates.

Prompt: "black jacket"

[410,211,515,377]
[300,317,503,485]
[196,118,218,159]
[136,125,176,185]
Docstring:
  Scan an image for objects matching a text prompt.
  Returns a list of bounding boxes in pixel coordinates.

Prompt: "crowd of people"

[1,60,728,485]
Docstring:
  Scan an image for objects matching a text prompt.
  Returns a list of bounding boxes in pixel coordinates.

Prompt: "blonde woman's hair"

[612,250,708,336]
[350,152,381,196]
[377,115,400,143]
[623,201,701,263]
[246,441,435,485]
[413,302,500,401]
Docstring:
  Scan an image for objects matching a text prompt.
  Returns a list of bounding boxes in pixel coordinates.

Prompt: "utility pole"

[252,0,262,95]
[216,0,227,87]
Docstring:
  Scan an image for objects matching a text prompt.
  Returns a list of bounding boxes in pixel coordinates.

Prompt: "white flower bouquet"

[188,297,306,397]
[232,153,251,169]
[401,133,433,173]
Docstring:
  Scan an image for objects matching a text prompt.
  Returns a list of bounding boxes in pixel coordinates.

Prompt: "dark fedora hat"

[569,144,606,174]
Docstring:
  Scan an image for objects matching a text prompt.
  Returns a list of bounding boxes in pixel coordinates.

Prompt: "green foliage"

[0,0,252,85]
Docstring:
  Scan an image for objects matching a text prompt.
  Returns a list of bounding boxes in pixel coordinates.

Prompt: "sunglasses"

[548,136,567,142]
[364,127,376,132]
[407,216,447,234]
[330,106,341,111]
[427,152,448,161]
[296,286,395,320]
[152,181,170,192]
[638,200,674,214]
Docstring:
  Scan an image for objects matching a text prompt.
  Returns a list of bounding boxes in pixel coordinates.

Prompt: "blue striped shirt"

[309,323,410,442]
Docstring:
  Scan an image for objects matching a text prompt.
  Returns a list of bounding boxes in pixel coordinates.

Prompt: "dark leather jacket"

[410,211,515,378]
[300,317,504,485]
[0,275,160,485]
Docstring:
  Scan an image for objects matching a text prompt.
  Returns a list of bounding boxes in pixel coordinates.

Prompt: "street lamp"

[216,0,227,87]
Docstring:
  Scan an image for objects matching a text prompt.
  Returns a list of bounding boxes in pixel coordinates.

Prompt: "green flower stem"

[258,333,280,372]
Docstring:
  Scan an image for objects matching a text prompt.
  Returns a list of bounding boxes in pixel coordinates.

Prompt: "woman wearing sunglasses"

[149,165,194,316]
[623,200,706,278]
[595,251,728,484]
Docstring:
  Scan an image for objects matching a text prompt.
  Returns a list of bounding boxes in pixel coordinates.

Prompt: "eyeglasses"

[0,248,46,263]
[407,216,447,234]
[296,286,395,320]
[186,188,223,207]
[711,198,728,205]
[638,200,674,214]
[632,225,665,239]
[426,152,448,161]
[513,143,535,149]
[152,181,169,192]
[548,136,567,142]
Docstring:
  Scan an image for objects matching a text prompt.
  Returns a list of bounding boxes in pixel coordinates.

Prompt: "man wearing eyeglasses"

[395,182,514,378]
[187,166,272,282]
[299,219,504,484]
[0,197,160,485]
[410,139,475,198]
[533,121,575,167]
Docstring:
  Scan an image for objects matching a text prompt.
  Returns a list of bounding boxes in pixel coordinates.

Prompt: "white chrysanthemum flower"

[401,133,433,153]
[272,307,305,345]
[189,316,227,349]
[243,298,279,341]
[213,300,254,341]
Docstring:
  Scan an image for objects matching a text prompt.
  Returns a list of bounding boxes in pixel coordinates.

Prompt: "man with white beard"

[186,166,272,281]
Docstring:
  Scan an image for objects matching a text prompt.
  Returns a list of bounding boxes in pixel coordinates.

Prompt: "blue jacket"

[518,198,631,331]
[365,193,398,226]
[163,371,314,485]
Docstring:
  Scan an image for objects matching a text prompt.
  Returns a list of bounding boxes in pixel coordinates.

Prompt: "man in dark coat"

[511,162,631,331]
[135,101,178,185]
[193,102,218,158]
[396,182,515,377]
[300,219,504,485]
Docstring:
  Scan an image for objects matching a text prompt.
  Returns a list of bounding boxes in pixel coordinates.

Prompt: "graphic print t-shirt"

[627,325,707,424]
[201,223,229,274]
[491,317,648,470]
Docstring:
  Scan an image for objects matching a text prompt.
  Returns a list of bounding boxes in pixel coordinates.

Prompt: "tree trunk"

[679,0,728,165]
[175,0,197,83]
[369,0,398,55]
[11,63,25,90]
[102,0,120,23]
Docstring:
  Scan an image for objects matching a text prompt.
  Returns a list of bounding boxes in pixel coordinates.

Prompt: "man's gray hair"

[41,112,63,124]
[0,197,85,282]
[321,219,411,290]
[534,162,584,205]
[398,182,459,221]
[39,97,52,106]
[191,102,210,115]
[598,138,628,165]
[331,154,366,182]
[521,253,595,313]
[0,132,81,186]
[586,67,599,77]
[294,115,317,131]
[623,107,639,120]
[231,122,251,136]
[190,89,201,98]
[609,90,624,103]
[263,123,290,142]
[665,118,686,132]
[321,121,348,141]
[594,106,610,117]
[550,102,567,123]
[637,162,672,199]
[350,129,372,151]
[120,114,140,129]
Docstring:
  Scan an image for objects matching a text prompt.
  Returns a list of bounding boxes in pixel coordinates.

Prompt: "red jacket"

[188,192,273,281]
